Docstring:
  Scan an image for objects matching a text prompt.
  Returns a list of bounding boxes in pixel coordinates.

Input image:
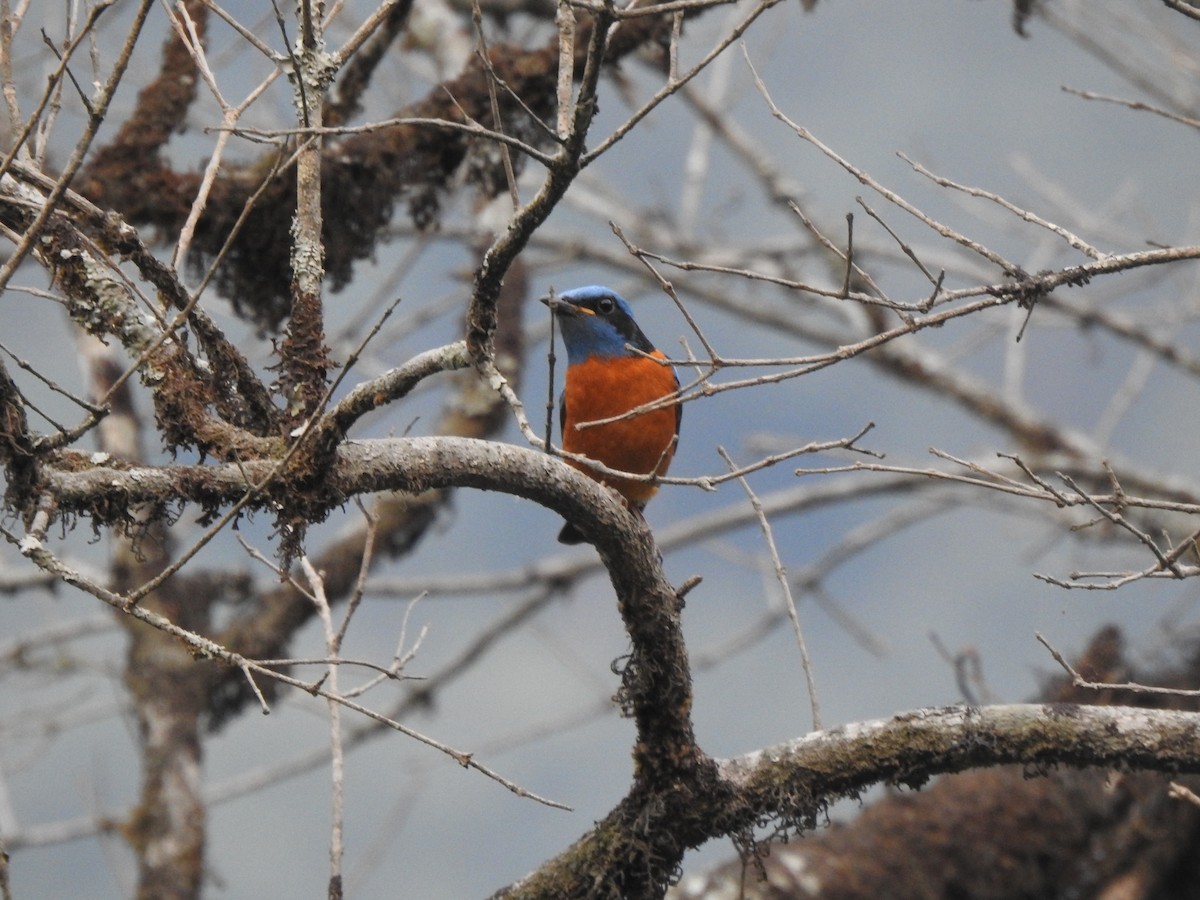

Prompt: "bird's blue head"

[542,286,656,364]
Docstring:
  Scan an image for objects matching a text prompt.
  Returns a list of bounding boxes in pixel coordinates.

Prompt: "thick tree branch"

[721,703,1200,799]
[36,437,624,527]
[673,627,1200,898]
[500,702,1200,898]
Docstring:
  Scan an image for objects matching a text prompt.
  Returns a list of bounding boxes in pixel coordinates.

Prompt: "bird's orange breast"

[561,352,679,507]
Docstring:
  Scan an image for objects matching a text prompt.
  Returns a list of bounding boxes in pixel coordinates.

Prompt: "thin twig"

[2,522,568,809]
[746,48,1024,279]
[719,445,821,730]
[1036,632,1200,697]
[302,556,346,896]
[1062,84,1200,130]
[898,151,1108,261]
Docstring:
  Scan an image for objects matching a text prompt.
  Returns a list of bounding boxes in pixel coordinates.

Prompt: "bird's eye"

[596,296,616,315]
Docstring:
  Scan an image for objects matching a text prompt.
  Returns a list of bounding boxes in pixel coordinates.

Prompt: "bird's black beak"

[541,296,583,317]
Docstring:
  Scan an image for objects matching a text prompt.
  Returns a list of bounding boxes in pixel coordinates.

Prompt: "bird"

[542,285,681,544]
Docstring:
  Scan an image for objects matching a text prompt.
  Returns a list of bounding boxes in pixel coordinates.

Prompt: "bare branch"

[719,445,821,730]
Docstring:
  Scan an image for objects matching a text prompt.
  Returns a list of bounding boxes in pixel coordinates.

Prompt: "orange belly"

[561,354,679,507]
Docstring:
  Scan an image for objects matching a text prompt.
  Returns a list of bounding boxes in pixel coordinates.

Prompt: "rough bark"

[672,627,1200,899]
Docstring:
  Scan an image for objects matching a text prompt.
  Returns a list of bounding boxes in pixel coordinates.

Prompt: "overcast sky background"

[3,0,1199,897]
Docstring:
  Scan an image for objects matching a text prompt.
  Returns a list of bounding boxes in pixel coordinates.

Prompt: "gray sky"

[3,0,1198,897]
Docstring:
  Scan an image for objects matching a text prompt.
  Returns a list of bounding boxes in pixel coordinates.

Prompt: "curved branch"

[35,429,700,887]
[319,342,471,438]
[722,703,1200,801]
[39,437,613,524]
[502,703,1200,897]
